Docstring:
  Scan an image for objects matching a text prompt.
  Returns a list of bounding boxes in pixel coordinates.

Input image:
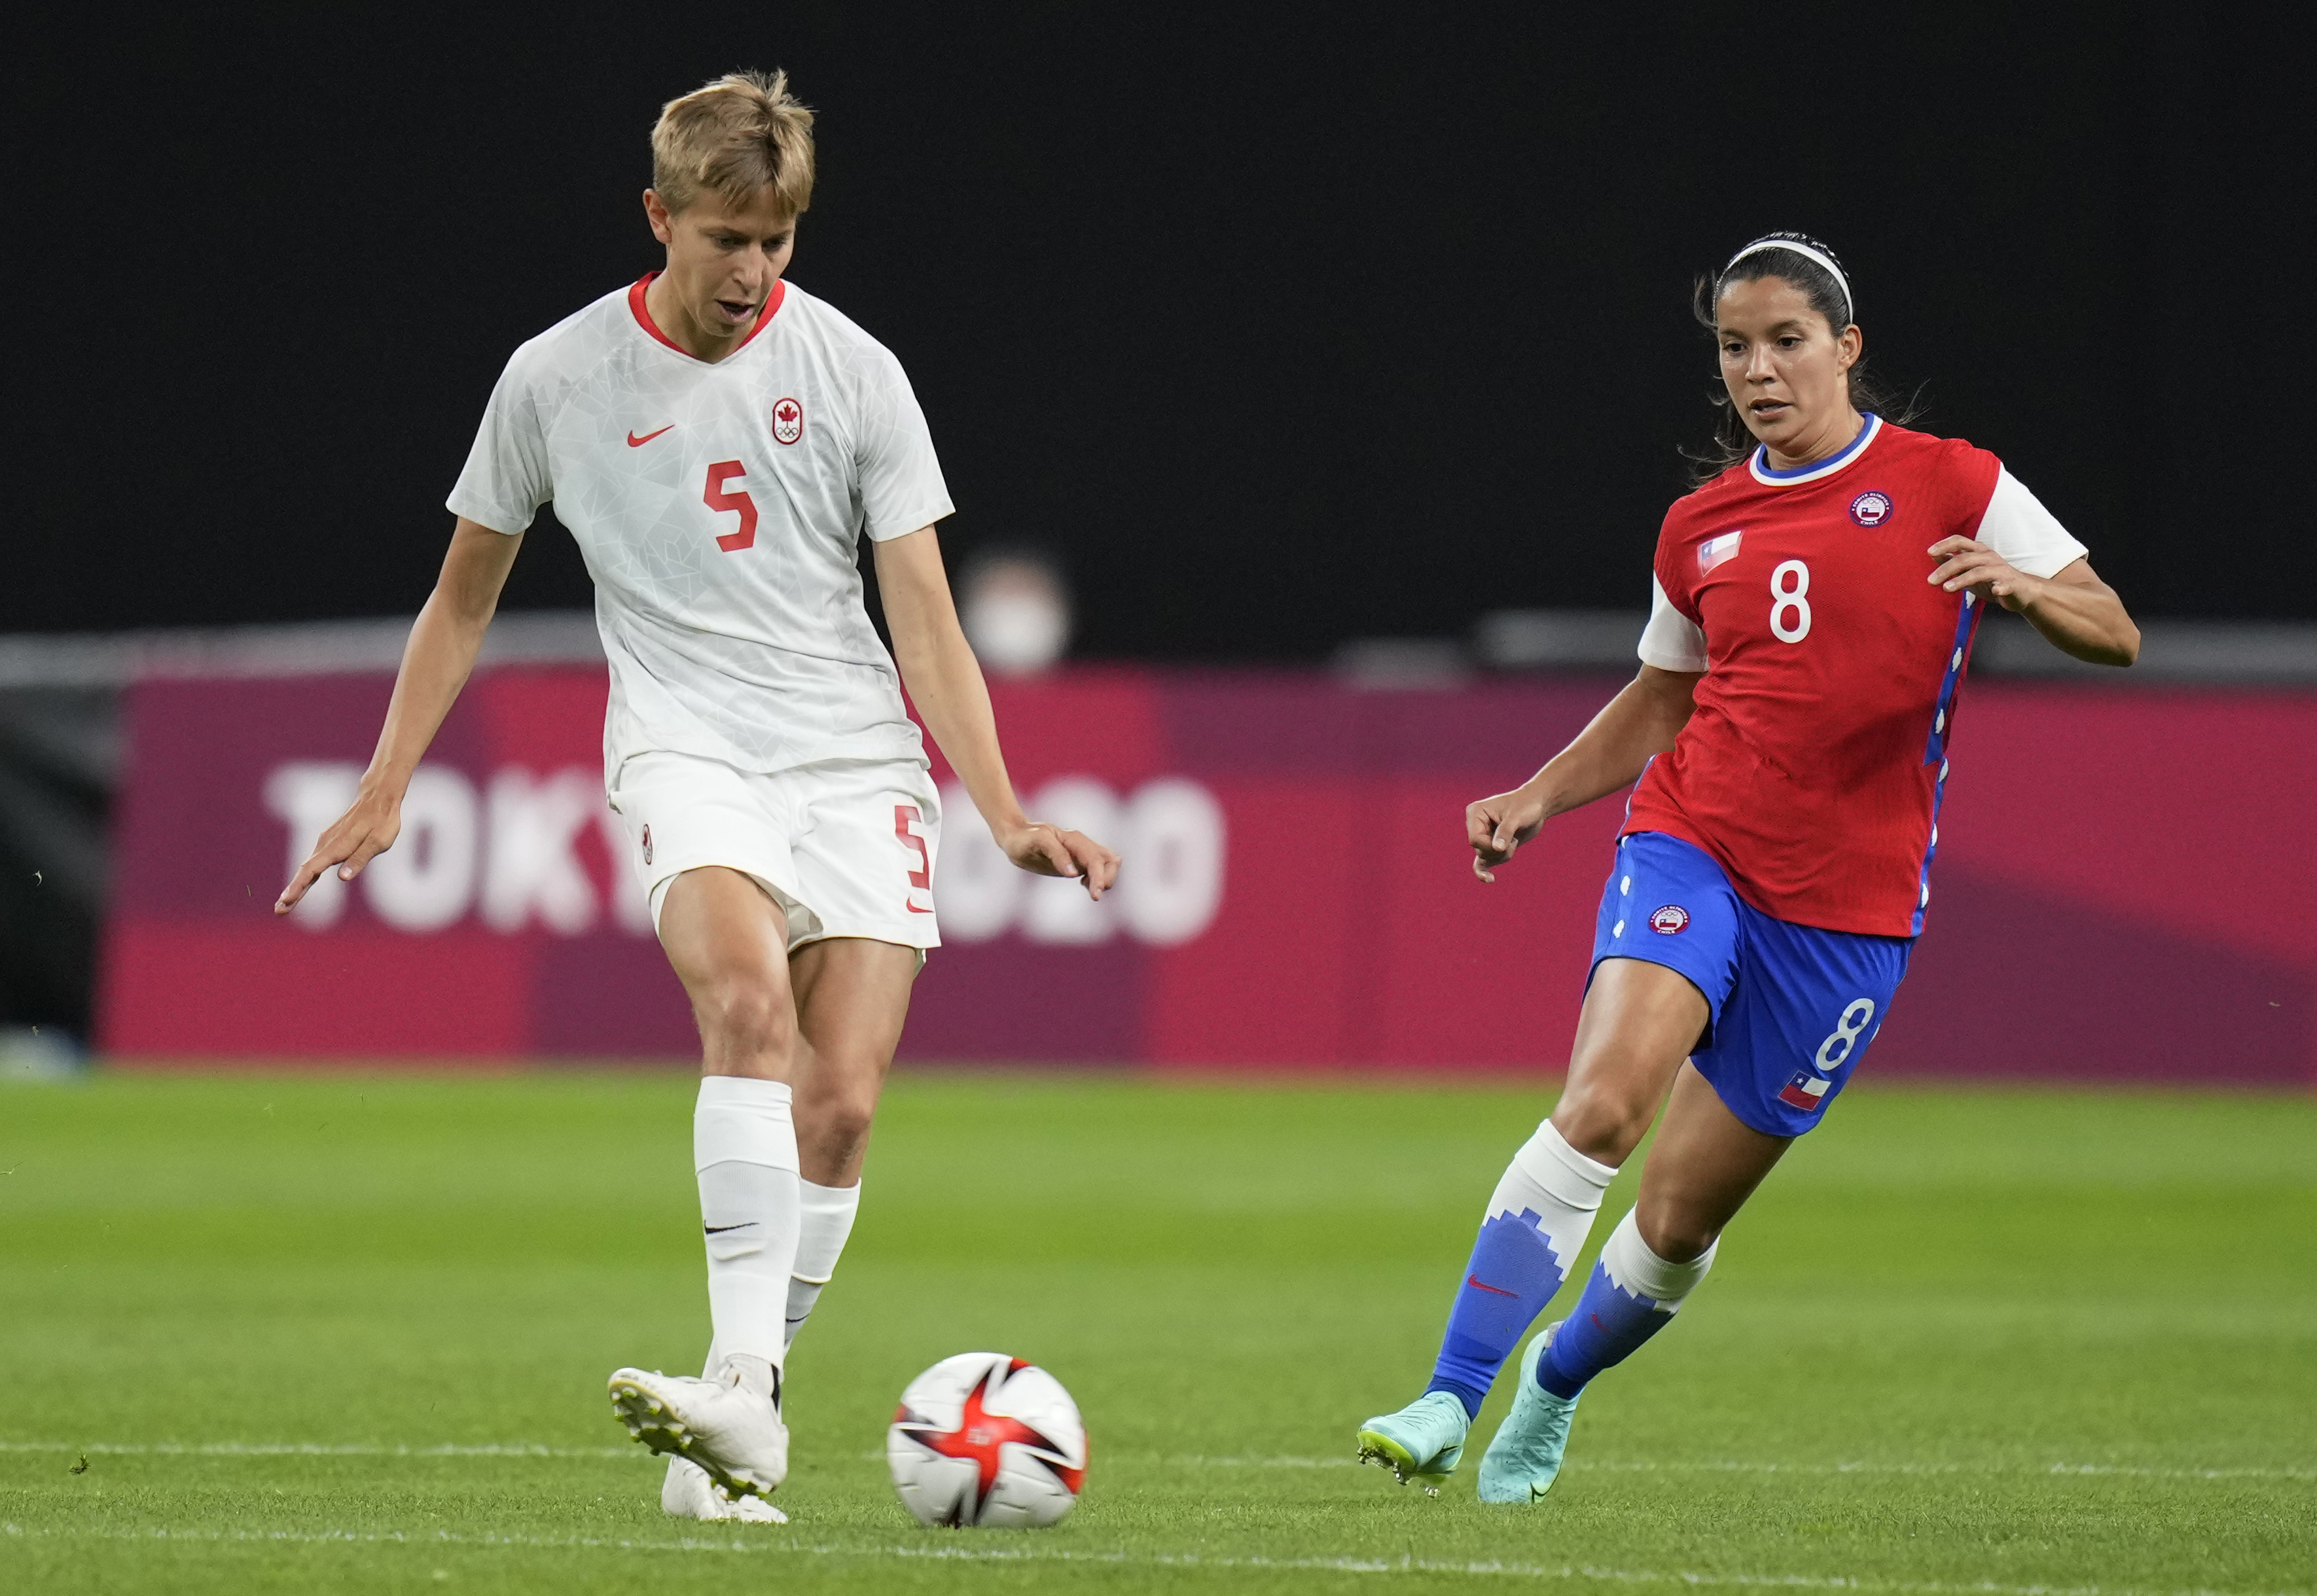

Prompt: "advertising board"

[99,667,2317,1083]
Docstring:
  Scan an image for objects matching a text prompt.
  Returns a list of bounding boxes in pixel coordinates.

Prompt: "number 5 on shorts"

[894,805,931,893]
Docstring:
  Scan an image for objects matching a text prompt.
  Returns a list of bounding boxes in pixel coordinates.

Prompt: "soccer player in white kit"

[274,71,1119,1522]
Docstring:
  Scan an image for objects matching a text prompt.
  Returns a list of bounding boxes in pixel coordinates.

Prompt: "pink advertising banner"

[98,665,2317,1084]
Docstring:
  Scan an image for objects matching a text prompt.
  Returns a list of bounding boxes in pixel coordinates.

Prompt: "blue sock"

[1425,1209,1572,1416]
[1538,1208,1717,1400]
[1420,1123,1614,1419]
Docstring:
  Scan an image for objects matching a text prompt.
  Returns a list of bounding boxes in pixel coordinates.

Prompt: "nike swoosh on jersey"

[626,425,675,447]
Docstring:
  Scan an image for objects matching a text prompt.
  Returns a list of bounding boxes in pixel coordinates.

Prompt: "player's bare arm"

[1467,665,1702,882]
[873,527,1120,898]
[1925,539,2140,666]
[274,517,521,912]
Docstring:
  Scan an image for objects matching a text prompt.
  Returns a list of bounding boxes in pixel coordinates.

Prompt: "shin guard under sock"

[694,1076,802,1368]
[1537,1207,1717,1398]
[1425,1120,1616,1418]
[783,1179,861,1353]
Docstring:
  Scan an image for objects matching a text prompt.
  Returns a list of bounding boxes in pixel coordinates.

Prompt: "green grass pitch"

[1,1071,2311,1593]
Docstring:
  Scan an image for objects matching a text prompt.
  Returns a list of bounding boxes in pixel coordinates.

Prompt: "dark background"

[7,5,2308,660]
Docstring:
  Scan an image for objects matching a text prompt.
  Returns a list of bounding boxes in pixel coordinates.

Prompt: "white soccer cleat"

[609,1353,789,1502]
[662,1455,789,1523]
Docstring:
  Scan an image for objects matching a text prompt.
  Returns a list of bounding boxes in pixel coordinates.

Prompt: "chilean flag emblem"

[1777,1071,1833,1112]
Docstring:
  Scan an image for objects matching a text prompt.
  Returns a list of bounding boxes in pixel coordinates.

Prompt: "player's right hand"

[1467,785,1549,883]
[999,821,1121,900]
[275,786,404,914]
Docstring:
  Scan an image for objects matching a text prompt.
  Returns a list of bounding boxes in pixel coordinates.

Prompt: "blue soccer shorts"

[1588,831,1913,1137]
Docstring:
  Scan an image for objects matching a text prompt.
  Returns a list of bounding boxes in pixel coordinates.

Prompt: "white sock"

[1534,1208,1721,1397]
[785,1179,861,1353]
[1487,1119,1618,1266]
[1597,1207,1718,1307]
[693,1076,801,1368]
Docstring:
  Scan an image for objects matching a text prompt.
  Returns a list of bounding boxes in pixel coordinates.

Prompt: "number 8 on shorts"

[1814,998,1876,1071]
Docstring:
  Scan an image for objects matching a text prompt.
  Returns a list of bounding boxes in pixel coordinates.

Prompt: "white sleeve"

[445,353,552,536]
[1637,575,1709,671]
[1975,467,2089,578]
[851,344,956,542]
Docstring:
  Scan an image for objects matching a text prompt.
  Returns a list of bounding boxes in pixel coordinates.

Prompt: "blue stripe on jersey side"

[1749,413,1881,486]
[1911,593,1983,936]
[1623,754,1657,830]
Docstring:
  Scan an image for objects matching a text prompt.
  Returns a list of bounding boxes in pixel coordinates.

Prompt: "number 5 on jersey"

[704,461,757,552]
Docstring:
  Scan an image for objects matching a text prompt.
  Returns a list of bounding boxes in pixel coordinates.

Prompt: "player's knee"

[1551,1095,1653,1166]
[692,976,795,1063]
[1635,1207,1718,1265]
[794,1047,887,1174]
[822,1107,875,1169]
[812,1080,877,1153]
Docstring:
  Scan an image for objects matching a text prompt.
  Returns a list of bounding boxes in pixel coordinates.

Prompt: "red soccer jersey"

[1623,417,2007,938]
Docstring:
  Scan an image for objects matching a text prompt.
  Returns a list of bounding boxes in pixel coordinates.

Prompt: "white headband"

[1724,238,1854,326]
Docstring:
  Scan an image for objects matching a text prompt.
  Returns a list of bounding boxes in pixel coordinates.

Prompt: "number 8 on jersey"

[1769,559,1811,643]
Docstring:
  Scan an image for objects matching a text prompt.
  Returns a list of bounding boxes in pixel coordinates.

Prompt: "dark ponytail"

[1684,231,1918,484]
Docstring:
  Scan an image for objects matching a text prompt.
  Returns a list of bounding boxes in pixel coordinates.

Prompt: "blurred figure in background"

[957,549,1073,677]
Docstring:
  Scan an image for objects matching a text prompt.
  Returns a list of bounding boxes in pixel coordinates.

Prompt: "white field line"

[1162,1455,2317,1483]
[1,1523,2308,1596]
[5,1438,2312,1483]
[0,1440,634,1460]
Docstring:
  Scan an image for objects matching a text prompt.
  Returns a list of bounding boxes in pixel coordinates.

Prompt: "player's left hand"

[999,821,1121,900]
[1926,537,2045,612]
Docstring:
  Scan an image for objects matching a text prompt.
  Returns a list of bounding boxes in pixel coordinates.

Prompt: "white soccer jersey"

[448,275,955,779]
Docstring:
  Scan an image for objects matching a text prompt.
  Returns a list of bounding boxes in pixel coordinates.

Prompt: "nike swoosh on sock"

[704,1222,758,1234]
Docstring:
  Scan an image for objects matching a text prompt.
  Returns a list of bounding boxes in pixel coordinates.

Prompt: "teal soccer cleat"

[1476,1323,1581,1503]
[1355,1390,1469,1495]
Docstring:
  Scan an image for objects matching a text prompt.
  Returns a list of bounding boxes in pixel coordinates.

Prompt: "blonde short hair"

[651,70,815,218]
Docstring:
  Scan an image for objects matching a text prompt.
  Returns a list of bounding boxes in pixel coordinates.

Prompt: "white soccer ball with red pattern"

[887,1353,1088,1528]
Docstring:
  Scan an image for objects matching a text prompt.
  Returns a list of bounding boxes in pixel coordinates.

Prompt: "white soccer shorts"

[609,751,943,954]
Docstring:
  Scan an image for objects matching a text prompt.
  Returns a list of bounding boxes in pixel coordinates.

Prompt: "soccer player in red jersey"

[1357,233,2140,1500]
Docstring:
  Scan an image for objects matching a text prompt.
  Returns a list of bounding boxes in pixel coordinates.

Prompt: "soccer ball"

[887,1353,1088,1528]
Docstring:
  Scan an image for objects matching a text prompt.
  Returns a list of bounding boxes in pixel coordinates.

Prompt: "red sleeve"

[1653,501,1702,624]
[1930,438,2002,541]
